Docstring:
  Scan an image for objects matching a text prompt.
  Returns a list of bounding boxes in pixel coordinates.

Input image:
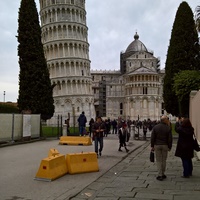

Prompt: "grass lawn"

[41,125,177,138]
[171,123,178,136]
[41,126,60,137]
[41,126,89,137]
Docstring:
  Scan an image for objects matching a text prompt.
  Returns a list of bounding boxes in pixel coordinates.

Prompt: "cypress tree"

[173,70,200,116]
[17,0,54,120]
[163,1,200,116]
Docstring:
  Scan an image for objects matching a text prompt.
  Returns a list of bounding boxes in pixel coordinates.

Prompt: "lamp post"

[3,91,5,102]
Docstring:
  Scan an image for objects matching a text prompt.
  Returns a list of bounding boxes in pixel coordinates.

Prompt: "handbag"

[150,151,155,162]
[193,135,200,152]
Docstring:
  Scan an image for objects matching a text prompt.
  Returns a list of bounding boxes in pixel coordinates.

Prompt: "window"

[101,76,105,81]
[143,87,147,94]
[120,103,123,115]
[58,82,61,90]
[143,99,147,109]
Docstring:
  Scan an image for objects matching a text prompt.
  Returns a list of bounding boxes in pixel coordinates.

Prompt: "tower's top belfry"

[39,0,86,26]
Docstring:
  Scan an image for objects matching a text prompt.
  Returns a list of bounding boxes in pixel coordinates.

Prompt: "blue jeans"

[79,126,86,136]
[94,137,103,154]
[181,158,193,176]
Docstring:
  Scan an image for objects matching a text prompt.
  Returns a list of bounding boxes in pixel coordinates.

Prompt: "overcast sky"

[0,0,199,102]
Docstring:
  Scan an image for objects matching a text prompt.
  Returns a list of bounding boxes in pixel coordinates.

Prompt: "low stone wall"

[0,114,41,142]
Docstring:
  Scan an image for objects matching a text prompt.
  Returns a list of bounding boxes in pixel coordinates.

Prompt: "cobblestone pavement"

[0,134,145,200]
[71,140,200,200]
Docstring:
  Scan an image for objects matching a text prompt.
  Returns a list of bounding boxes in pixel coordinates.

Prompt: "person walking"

[151,115,173,181]
[104,119,111,137]
[175,117,194,178]
[89,118,95,137]
[92,116,106,157]
[77,111,87,136]
[111,119,117,134]
[118,122,129,153]
[65,118,70,135]
[143,123,148,140]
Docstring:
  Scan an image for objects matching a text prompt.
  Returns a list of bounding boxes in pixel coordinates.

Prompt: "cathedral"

[91,32,165,121]
[39,0,165,124]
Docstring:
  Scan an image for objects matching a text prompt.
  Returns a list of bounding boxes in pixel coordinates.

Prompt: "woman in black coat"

[118,123,129,153]
[175,118,194,178]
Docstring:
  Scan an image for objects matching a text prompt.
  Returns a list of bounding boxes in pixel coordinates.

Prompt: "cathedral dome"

[125,32,148,53]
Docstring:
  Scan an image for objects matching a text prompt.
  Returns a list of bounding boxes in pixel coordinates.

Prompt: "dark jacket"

[92,121,105,137]
[89,118,95,131]
[77,113,87,127]
[175,122,194,159]
[118,127,129,144]
[112,120,117,128]
[151,122,172,149]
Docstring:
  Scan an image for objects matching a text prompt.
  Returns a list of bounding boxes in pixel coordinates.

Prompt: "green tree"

[173,70,200,116]
[163,1,200,116]
[17,0,54,120]
[0,103,19,113]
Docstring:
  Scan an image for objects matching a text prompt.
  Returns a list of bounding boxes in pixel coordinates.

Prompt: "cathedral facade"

[39,0,165,123]
[91,33,165,121]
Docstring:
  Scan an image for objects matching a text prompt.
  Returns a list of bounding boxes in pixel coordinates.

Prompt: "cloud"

[87,0,198,70]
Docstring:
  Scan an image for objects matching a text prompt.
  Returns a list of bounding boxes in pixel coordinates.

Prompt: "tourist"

[77,111,87,136]
[89,118,95,137]
[118,122,129,153]
[143,123,148,140]
[65,118,70,135]
[92,116,106,157]
[151,115,173,181]
[111,119,117,134]
[175,117,194,178]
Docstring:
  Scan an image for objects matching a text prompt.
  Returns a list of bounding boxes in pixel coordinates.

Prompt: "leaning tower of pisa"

[39,0,95,124]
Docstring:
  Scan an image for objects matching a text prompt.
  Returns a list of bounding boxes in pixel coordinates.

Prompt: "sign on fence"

[23,115,31,138]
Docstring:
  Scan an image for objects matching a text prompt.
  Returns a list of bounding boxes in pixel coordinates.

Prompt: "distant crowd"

[88,117,160,137]
[76,111,161,157]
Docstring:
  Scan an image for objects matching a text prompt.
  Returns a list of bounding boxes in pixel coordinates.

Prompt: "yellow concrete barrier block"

[59,136,92,146]
[48,148,60,157]
[35,154,68,181]
[66,152,99,174]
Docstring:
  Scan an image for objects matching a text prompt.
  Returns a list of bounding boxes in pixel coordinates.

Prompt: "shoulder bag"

[193,135,200,152]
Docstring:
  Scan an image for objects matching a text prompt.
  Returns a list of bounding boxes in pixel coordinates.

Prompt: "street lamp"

[3,91,5,102]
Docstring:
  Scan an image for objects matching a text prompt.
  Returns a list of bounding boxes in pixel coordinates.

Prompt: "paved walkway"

[70,140,200,200]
